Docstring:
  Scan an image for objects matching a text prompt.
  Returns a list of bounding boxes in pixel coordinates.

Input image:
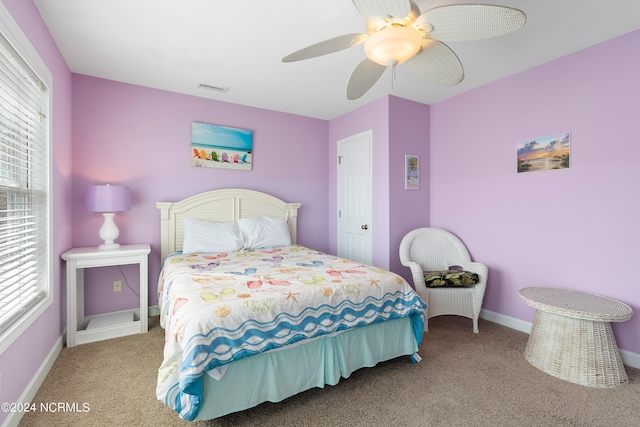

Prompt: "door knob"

[361,224,369,230]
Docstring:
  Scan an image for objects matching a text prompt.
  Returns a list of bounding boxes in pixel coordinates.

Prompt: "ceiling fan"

[282,0,526,100]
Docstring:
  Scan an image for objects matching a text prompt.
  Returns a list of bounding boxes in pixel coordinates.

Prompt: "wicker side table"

[518,287,633,388]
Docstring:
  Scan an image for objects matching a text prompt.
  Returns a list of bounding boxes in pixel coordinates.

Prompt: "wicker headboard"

[156,188,301,260]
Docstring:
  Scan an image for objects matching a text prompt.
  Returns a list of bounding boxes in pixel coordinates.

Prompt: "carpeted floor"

[19,315,640,427]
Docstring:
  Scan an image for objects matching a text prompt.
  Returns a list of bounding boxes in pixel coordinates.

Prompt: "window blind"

[0,30,49,335]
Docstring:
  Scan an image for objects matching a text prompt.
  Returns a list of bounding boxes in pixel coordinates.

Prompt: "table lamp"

[85,184,131,250]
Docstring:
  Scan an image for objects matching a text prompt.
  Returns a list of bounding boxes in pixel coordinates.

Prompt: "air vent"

[198,83,229,93]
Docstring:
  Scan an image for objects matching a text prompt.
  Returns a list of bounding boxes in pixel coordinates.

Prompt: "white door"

[337,130,373,264]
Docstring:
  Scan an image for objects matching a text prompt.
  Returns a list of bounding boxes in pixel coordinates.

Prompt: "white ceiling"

[33,0,640,120]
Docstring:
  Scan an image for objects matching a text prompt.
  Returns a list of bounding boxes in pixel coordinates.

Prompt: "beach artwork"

[191,121,253,170]
[405,154,419,189]
[517,132,570,173]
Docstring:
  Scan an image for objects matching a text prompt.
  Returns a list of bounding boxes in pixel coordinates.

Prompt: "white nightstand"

[62,244,151,347]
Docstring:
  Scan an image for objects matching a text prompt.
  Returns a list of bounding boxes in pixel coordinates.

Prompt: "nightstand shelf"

[62,244,151,347]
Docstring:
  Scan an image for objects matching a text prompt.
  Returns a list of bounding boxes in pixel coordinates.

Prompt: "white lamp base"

[97,212,121,250]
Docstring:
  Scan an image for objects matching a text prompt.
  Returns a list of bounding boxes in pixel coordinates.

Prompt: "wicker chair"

[399,228,488,333]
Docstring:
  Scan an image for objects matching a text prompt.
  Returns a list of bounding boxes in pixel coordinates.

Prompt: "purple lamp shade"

[85,185,131,213]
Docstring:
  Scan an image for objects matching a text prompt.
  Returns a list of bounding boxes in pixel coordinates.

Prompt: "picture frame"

[191,121,253,171]
[405,154,419,190]
[517,132,570,173]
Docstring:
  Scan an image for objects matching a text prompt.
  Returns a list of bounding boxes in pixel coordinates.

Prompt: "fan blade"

[346,57,386,100]
[404,40,464,87]
[416,5,526,42]
[352,0,411,19]
[282,33,368,62]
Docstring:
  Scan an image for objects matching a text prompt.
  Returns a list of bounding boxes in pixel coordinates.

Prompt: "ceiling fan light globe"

[364,26,422,66]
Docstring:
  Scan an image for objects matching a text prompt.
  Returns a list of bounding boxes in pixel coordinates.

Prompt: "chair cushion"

[423,269,480,287]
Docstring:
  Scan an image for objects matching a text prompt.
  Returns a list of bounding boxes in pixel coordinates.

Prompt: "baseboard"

[149,305,160,317]
[620,349,640,370]
[480,309,640,370]
[2,334,63,427]
[480,309,532,334]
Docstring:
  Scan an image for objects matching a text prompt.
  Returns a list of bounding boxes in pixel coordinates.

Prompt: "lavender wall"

[430,30,640,354]
[387,96,430,280]
[0,0,72,424]
[71,75,329,315]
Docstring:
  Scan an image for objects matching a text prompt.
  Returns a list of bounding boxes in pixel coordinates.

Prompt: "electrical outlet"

[113,280,122,292]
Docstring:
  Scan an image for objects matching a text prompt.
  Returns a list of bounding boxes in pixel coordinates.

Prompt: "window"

[0,5,52,353]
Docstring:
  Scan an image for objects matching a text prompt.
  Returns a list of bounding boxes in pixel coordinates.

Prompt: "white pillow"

[182,219,244,254]
[237,216,291,249]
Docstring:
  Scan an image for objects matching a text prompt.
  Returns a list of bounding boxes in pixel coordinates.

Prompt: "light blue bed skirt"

[196,317,418,420]
[196,316,419,420]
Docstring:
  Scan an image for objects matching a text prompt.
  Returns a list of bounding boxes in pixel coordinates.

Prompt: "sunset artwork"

[191,121,253,170]
[517,132,570,173]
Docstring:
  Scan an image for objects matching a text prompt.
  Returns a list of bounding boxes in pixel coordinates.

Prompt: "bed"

[155,188,426,421]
